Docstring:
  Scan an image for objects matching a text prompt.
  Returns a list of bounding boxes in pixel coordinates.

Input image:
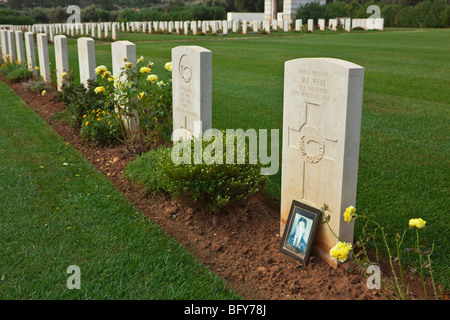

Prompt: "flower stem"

[381,227,403,299]
[416,229,427,300]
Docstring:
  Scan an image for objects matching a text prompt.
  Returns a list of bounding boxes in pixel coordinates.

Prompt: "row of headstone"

[3,22,120,42]
[1,17,383,44]
[352,18,384,31]
[0,27,365,267]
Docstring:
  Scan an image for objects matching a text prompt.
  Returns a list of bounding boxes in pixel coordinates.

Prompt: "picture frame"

[279,200,321,265]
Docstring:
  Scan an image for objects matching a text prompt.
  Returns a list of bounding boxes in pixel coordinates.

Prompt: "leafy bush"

[5,67,32,83]
[123,147,165,194]
[55,71,106,130]
[295,2,326,22]
[80,106,123,144]
[25,78,48,93]
[125,131,268,213]
[294,0,450,28]
[100,58,173,152]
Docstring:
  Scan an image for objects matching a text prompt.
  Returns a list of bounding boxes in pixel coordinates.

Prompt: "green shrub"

[124,147,165,194]
[56,76,105,130]
[125,132,268,213]
[25,78,49,94]
[79,107,123,145]
[5,67,32,83]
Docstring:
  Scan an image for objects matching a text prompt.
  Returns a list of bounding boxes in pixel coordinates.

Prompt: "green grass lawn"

[0,80,240,299]
[36,28,450,289]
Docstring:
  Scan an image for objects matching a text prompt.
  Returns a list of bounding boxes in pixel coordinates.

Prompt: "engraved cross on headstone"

[180,116,192,140]
[286,100,339,207]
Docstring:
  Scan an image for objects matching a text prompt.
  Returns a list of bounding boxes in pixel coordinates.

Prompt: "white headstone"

[242,20,248,34]
[318,19,325,31]
[111,40,137,132]
[264,20,271,33]
[15,31,25,64]
[1,30,9,60]
[344,18,352,32]
[97,24,102,39]
[24,32,37,76]
[77,37,96,87]
[54,35,69,91]
[7,30,16,62]
[307,19,314,32]
[104,24,109,38]
[172,46,212,142]
[222,20,228,35]
[295,19,302,31]
[281,58,364,267]
[283,20,290,32]
[111,40,136,79]
[36,33,50,82]
[112,25,117,40]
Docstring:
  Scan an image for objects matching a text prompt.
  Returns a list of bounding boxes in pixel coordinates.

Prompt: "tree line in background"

[297,0,450,28]
[0,0,449,28]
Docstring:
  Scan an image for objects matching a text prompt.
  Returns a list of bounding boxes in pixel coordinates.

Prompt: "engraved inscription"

[180,86,192,110]
[179,54,192,84]
[291,68,338,103]
[299,124,325,163]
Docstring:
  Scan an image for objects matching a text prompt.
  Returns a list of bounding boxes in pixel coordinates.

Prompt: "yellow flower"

[107,77,113,82]
[138,92,146,100]
[95,65,108,75]
[101,71,111,78]
[140,66,151,74]
[330,241,352,262]
[147,74,158,83]
[85,121,89,126]
[137,56,144,63]
[409,218,426,229]
[157,80,164,87]
[94,86,105,94]
[41,90,46,96]
[125,62,133,69]
[34,66,39,70]
[343,206,356,223]
[61,72,68,78]
[164,62,172,72]
[117,115,121,119]
[83,114,87,119]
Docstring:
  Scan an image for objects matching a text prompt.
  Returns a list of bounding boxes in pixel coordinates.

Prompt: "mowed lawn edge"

[0,80,240,300]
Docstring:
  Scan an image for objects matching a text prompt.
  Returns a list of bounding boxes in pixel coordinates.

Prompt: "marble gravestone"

[281,58,364,267]
[77,37,96,87]
[37,33,50,83]
[172,46,212,142]
[54,35,69,91]
[111,40,138,132]
[24,32,37,77]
